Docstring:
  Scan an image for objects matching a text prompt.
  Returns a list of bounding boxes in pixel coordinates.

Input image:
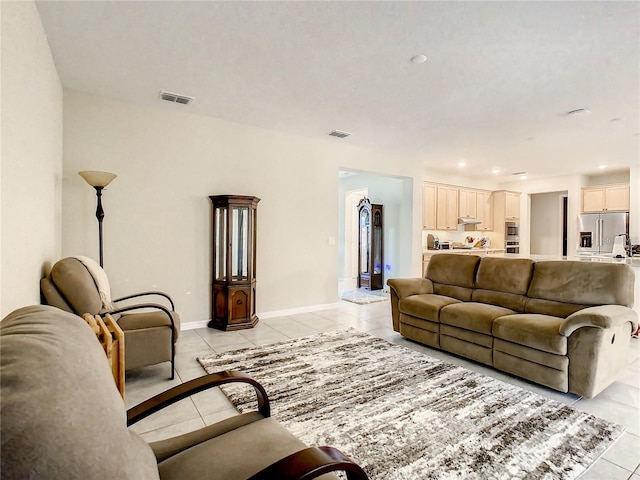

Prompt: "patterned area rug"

[339,289,389,305]
[198,330,624,480]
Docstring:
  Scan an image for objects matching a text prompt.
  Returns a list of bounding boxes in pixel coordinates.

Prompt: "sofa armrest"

[127,371,270,426]
[560,305,639,337]
[386,278,433,299]
[248,446,369,480]
[386,278,433,332]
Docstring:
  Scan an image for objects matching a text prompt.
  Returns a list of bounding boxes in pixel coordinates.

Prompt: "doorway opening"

[530,191,568,257]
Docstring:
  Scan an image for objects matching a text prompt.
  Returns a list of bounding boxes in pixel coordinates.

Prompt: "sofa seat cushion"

[440,302,515,334]
[399,294,461,322]
[492,314,567,355]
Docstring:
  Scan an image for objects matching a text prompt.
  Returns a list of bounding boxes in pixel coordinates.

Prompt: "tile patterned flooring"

[126,299,640,479]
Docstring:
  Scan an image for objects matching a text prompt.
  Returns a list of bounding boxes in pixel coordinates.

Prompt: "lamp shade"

[79,171,117,188]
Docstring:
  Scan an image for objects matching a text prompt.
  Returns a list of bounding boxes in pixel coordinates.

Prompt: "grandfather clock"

[209,195,260,331]
[357,198,383,290]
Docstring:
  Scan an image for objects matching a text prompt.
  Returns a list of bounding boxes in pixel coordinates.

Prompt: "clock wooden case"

[357,198,384,290]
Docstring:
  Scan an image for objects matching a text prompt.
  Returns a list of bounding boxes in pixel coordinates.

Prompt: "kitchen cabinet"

[582,184,630,213]
[422,183,437,230]
[436,185,459,230]
[458,188,477,220]
[475,190,493,231]
[493,190,520,222]
[492,191,521,251]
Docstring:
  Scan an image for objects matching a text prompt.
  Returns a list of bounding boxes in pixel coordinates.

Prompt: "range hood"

[458,217,481,225]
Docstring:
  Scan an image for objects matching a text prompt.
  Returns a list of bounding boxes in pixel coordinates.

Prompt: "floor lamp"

[79,171,117,268]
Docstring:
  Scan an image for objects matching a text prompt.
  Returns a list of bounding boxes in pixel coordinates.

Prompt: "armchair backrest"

[41,257,104,315]
[0,305,160,479]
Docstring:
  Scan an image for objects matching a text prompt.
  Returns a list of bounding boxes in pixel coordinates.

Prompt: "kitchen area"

[421,178,639,318]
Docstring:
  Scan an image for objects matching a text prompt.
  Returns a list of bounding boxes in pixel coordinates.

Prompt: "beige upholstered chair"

[1,306,368,480]
[40,256,180,379]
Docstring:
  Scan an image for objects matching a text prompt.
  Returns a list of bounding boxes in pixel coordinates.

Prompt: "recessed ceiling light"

[458,162,466,167]
[566,108,591,116]
[411,54,427,64]
[520,175,528,180]
[598,164,608,169]
[492,169,501,174]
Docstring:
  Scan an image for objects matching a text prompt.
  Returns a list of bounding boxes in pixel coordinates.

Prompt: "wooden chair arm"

[113,291,175,310]
[126,371,270,426]
[248,446,369,480]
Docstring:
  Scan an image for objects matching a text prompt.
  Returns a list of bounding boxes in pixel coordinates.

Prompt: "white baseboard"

[180,302,341,330]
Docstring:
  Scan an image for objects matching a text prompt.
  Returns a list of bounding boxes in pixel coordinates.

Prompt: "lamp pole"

[94,186,105,267]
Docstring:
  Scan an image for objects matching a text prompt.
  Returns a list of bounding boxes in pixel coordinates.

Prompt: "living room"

[2,1,639,478]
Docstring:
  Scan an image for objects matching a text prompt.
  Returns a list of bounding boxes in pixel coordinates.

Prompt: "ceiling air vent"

[160,90,195,105]
[328,130,352,139]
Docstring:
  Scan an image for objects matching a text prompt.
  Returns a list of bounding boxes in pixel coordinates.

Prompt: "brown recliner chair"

[41,256,179,379]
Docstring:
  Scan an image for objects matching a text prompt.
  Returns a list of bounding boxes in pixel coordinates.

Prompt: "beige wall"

[1,1,63,317]
[62,91,424,325]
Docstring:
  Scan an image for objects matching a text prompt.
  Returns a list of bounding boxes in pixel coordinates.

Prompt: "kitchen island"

[422,248,505,275]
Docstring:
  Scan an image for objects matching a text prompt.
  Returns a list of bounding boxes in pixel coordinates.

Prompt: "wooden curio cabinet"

[357,198,383,290]
[209,195,260,331]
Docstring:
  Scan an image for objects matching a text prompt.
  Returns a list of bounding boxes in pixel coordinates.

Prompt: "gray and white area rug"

[198,330,624,480]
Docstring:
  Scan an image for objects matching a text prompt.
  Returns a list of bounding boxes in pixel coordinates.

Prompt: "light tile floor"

[125,299,640,479]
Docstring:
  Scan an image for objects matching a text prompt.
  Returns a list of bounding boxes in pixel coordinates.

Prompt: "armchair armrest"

[386,278,433,299]
[108,302,176,328]
[248,446,369,480]
[127,371,270,426]
[114,291,175,310]
[560,305,639,337]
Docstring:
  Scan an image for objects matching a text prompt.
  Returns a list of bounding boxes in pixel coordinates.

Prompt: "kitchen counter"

[423,248,505,254]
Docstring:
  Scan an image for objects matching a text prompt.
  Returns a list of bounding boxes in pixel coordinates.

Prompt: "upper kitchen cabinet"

[474,190,493,231]
[436,185,459,230]
[493,190,521,222]
[458,188,477,220]
[581,184,630,213]
[422,183,437,230]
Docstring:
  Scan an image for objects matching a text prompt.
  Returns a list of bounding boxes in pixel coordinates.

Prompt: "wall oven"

[505,222,519,254]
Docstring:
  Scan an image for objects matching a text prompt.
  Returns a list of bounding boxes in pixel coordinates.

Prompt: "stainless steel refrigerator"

[577,212,629,255]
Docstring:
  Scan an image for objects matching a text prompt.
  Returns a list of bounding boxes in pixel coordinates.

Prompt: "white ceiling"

[35,1,640,181]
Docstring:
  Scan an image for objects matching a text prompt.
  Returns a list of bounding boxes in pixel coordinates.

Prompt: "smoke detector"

[328,130,352,138]
[160,91,194,105]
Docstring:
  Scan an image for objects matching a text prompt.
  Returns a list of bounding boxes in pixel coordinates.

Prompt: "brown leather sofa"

[387,254,638,398]
[0,305,368,480]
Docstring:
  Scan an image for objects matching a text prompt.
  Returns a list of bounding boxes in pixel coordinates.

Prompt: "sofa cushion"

[440,302,515,334]
[524,298,586,318]
[527,261,634,308]
[492,314,567,355]
[476,257,535,294]
[472,289,527,312]
[0,305,160,480]
[399,294,461,322]
[426,253,480,289]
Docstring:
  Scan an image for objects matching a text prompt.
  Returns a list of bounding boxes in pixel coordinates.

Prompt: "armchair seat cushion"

[441,302,515,334]
[157,417,338,480]
[399,294,461,322]
[492,314,567,355]
[118,310,181,336]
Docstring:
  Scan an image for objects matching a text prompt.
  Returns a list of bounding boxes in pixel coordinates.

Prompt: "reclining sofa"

[387,254,637,398]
